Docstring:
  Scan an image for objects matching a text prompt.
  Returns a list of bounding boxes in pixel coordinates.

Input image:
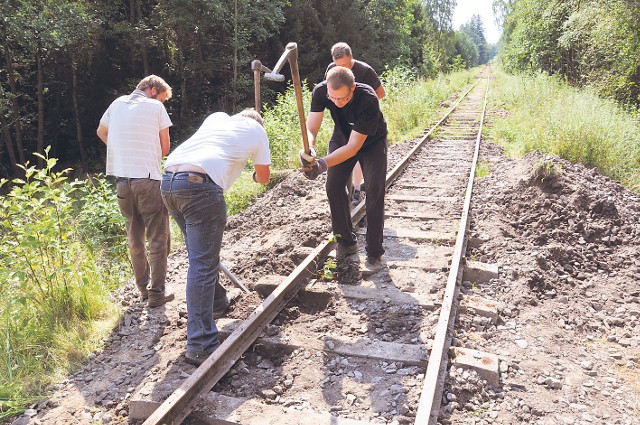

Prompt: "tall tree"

[0,13,26,165]
[461,14,488,64]
[48,1,99,171]
[0,86,20,176]
[424,0,456,53]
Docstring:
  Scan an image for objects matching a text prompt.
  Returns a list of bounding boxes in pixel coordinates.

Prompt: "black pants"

[326,139,387,258]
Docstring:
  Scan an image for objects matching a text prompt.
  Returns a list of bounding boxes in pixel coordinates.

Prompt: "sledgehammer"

[251,60,273,113]
[262,42,311,155]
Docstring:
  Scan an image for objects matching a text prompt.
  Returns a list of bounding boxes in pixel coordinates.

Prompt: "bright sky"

[453,0,502,44]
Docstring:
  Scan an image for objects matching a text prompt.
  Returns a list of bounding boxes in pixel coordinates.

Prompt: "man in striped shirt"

[97,75,174,307]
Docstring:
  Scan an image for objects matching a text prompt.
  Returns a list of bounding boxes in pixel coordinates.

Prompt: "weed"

[320,258,337,281]
[475,161,490,178]
[532,160,562,184]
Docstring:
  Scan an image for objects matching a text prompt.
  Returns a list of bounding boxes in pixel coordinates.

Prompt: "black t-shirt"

[324,60,382,91]
[310,81,387,150]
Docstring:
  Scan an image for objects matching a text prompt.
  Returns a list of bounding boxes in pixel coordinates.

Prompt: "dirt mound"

[444,145,640,424]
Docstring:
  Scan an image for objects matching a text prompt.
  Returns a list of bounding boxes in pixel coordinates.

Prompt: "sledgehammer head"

[263,73,285,82]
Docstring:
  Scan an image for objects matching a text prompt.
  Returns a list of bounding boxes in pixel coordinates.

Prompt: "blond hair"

[331,42,352,61]
[237,108,264,127]
[326,66,355,90]
[137,75,172,99]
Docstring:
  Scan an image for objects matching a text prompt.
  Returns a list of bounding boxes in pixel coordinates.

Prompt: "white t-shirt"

[100,89,173,180]
[164,112,271,192]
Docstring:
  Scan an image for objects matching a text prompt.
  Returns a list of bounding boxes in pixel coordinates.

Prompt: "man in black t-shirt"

[325,42,386,206]
[325,42,386,99]
[299,66,387,276]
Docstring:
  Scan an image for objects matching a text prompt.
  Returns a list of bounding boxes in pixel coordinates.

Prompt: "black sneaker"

[184,351,212,366]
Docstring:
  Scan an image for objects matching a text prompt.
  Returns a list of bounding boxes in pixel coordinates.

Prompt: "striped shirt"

[100,89,172,180]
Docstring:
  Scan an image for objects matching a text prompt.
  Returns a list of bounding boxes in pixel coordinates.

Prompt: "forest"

[496,0,640,108]
[0,0,493,178]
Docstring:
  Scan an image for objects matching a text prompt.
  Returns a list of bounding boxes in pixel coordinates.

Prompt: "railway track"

[132,75,491,425]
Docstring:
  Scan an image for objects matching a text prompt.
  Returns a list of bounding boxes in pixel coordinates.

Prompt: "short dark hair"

[326,66,355,90]
[331,42,352,60]
[237,108,264,127]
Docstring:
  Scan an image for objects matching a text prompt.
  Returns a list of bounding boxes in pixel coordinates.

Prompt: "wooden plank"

[357,227,456,243]
[386,194,458,203]
[255,279,439,308]
[393,181,465,190]
[334,284,439,308]
[385,210,447,220]
[386,257,449,271]
[212,319,429,366]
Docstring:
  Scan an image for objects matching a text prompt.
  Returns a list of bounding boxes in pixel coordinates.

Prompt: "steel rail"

[142,78,486,424]
[143,240,336,425]
[414,77,490,424]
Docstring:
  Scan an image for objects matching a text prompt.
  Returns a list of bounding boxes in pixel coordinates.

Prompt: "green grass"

[488,67,640,191]
[382,67,477,143]
[0,153,125,419]
[475,161,491,178]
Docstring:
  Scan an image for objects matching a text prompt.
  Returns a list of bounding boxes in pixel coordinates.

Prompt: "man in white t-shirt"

[97,75,174,307]
[161,108,271,365]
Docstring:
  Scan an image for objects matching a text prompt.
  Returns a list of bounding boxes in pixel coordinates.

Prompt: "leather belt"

[165,171,212,184]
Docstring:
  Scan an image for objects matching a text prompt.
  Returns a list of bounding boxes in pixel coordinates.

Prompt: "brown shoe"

[362,256,382,277]
[137,284,149,301]
[147,290,175,307]
[336,242,358,260]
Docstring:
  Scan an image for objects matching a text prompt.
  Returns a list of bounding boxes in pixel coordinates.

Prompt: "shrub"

[0,149,122,418]
[262,81,332,169]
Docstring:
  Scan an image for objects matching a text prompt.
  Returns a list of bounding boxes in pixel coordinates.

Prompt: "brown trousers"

[116,178,170,296]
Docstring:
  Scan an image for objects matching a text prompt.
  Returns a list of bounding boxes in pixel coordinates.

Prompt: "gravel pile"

[442,145,640,424]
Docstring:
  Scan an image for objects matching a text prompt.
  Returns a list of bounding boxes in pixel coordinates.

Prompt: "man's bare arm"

[97,124,108,144]
[159,127,170,156]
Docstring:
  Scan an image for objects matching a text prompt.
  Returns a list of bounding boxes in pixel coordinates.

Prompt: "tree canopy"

[0,0,498,177]
[497,0,640,107]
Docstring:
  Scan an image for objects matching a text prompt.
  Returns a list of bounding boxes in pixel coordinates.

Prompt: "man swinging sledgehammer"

[299,66,387,276]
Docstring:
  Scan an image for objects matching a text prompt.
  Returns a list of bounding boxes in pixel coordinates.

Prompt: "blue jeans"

[160,172,226,355]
